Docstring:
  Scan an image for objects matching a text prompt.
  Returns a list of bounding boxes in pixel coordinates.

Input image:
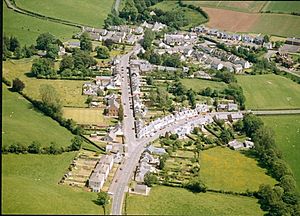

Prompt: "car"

[115,179,118,183]
[120,167,123,170]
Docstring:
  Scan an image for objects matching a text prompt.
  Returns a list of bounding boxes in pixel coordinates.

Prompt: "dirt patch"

[203,7,261,33]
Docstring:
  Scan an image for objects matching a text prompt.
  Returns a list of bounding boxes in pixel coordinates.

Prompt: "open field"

[237,74,300,109]
[125,186,264,215]
[63,107,112,126]
[3,3,79,45]
[181,78,227,92]
[2,86,76,147]
[200,147,277,192]
[2,153,105,214]
[14,0,114,28]
[262,1,300,14]
[262,115,300,190]
[202,7,300,37]
[3,58,88,107]
[186,1,266,13]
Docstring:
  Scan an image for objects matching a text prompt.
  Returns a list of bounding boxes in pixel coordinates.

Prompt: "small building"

[131,184,151,196]
[244,140,254,149]
[228,103,238,111]
[145,145,166,155]
[228,140,244,150]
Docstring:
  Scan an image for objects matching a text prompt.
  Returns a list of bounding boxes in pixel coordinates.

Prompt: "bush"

[184,177,207,193]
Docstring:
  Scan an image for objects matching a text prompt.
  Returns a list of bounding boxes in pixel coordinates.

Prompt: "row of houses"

[163,32,198,46]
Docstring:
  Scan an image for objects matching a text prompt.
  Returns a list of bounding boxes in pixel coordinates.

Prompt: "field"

[63,107,112,126]
[200,147,277,192]
[262,1,300,14]
[14,0,114,28]
[2,86,76,148]
[2,153,105,214]
[3,58,88,107]
[262,115,300,190]
[237,74,300,109]
[3,3,79,45]
[181,78,227,92]
[125,186,264,215]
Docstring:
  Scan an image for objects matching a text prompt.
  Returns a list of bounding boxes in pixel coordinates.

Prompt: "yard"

[2,153,105,214]
[200,147,277,192]
[237,74,300,109]
[262,115,300,191]
[14,0,114,28]
[181,78,228,92]
[125,186,264,215]
[3,3,79,45]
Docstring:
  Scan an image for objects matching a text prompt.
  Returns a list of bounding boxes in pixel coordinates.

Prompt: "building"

[228,140,244,150]
[145,145,166,155]
[286,38,300,46]
[106,98,120,116]
[228,112,243,122]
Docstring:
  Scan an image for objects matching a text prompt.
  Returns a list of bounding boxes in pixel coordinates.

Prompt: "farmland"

[181,78,228,92]
[125,186,264,215]
[3,3,79,45]
[262,1,300,14]
[237,74,300,109]
[200,147,277,192]
[262,115,300,190]
[14,0,114,28]
[2,86,76,148]
[2,153,104,214]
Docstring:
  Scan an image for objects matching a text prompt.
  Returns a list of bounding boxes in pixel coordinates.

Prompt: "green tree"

[280,175,297,193]
[103,39,114,50]
[70,136,83,151]
[95,191,110,215]
[14,47,23,59]
[31,58,55,77]
[242,114,264,138]
[12,78,25,92]
[59,55,74,71]
[80,32,92,52]
[141,29,155,50]
[264,35,270,43]
[119,0,138,22]
[46,43,59,59]
[36,33,56,50]
[39,84,62,114]
[185,177,207,193]
[146,76,153,85]
[144,172,158,187]
[9,36,20,52]
[96,46,110,59]
[220,129,232,144]
[28,141,41,154]
[22,45,34,58]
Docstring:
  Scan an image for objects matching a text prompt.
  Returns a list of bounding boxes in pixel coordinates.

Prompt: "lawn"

[181,78,228,92]
[200,147,277,192]
[15,0,114,28]
[62,107,113,126]
[3,3,79,45]
[2,86,76,148]
[3,58,88,107]
[262,1,300,14]
[262,115,300,190]
[125,186,264,215]
[2,153,105,214]
[237,74,300,109]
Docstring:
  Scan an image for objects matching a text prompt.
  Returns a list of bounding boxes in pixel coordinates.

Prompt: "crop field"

[181,78,228,92]
[2,153,104,214]
[3,4,79,45]
[2,86,76,148]
[237,74,300,109]
[262,115,300,190]
[200,147,276,192]
[62,107,112,126]
[14,0,114,28]
[3,58,88,107]
[125,186,264,215]
[262,1,300,14]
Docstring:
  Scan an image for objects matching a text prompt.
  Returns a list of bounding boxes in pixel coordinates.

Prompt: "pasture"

[2,86,76,148]
[200,147,276,192]
[2,153,104,214]
[262,1,300,14]
[237,74,300,109]
[3,58,88,107]
[181,78,227,92]
[3,3,79,45]
[14,0,114,28]
[262,115,300,190]
[125,186,264,215]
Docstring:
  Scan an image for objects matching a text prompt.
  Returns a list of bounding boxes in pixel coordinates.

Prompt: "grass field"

[181,78,228,92]
[125,186,264,215]
[63,107,112,126]
[15,0,114,28]
[3,58,88,107]
[2,86,76,148]
[262,115,300,190]
[2,153,104,214]
[200,147,276,192]
[3,3,79,45]
[262,1,300,14]
[237,74,300,109]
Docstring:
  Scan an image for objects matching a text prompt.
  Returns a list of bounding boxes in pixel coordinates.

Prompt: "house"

[228,140,244,150]
[214,113,228,121]
[193,71,211,79]
[58,46,66,56]
[141,21,153,29]
[235,59,251,69]
[285,37,300,46]
[106,144,113,152]
[134,26,144,35]
[217,104,227,111]
[65,41,80,48]
[228,112,243,122]
[106,98,120,116]
[145,145,166,155]
[234,64,243,73]
[228,103,238,111]
[152,22,166,32]
[89,172,105,192]
[150,11,156,16]
[244,140,254,149]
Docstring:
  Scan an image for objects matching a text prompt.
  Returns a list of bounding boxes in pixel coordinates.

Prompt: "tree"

[118,104,124,122]
[242,114,264,137]
[22,45,34,58]
[70,136,83,151]
[95,191,109,215]
[141,29,155,50]
[31,58,55,77]
[80,32,92,52]
[59,55,74,71]
[119,0,138,22]
[46,43,59,59]
[103,39,114,50]
[96,46,110,59]
[144,172,158,187]
[264,35,270,43]
[185,177,207,193]
[36,33,56,50]
[12,78,25,92]
[39,84,62,114]
[146,76,153,85]
[28,141,41,154]
[14,47,23,59]
[220,129,232,144]
[280,175,297,193]
[9,36,20,52]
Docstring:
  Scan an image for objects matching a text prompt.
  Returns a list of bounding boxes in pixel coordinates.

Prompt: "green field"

[262,1,300,14]
[3,58,88,107]
[200,147,277,192]
[262,115,300,190]
[181,78,228,92]
[125,186,264,215]
[2,86,76,148]
[237,74,300,109]
[15,0,114,28]
[3,3,79,45]
[2,153,104,214]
